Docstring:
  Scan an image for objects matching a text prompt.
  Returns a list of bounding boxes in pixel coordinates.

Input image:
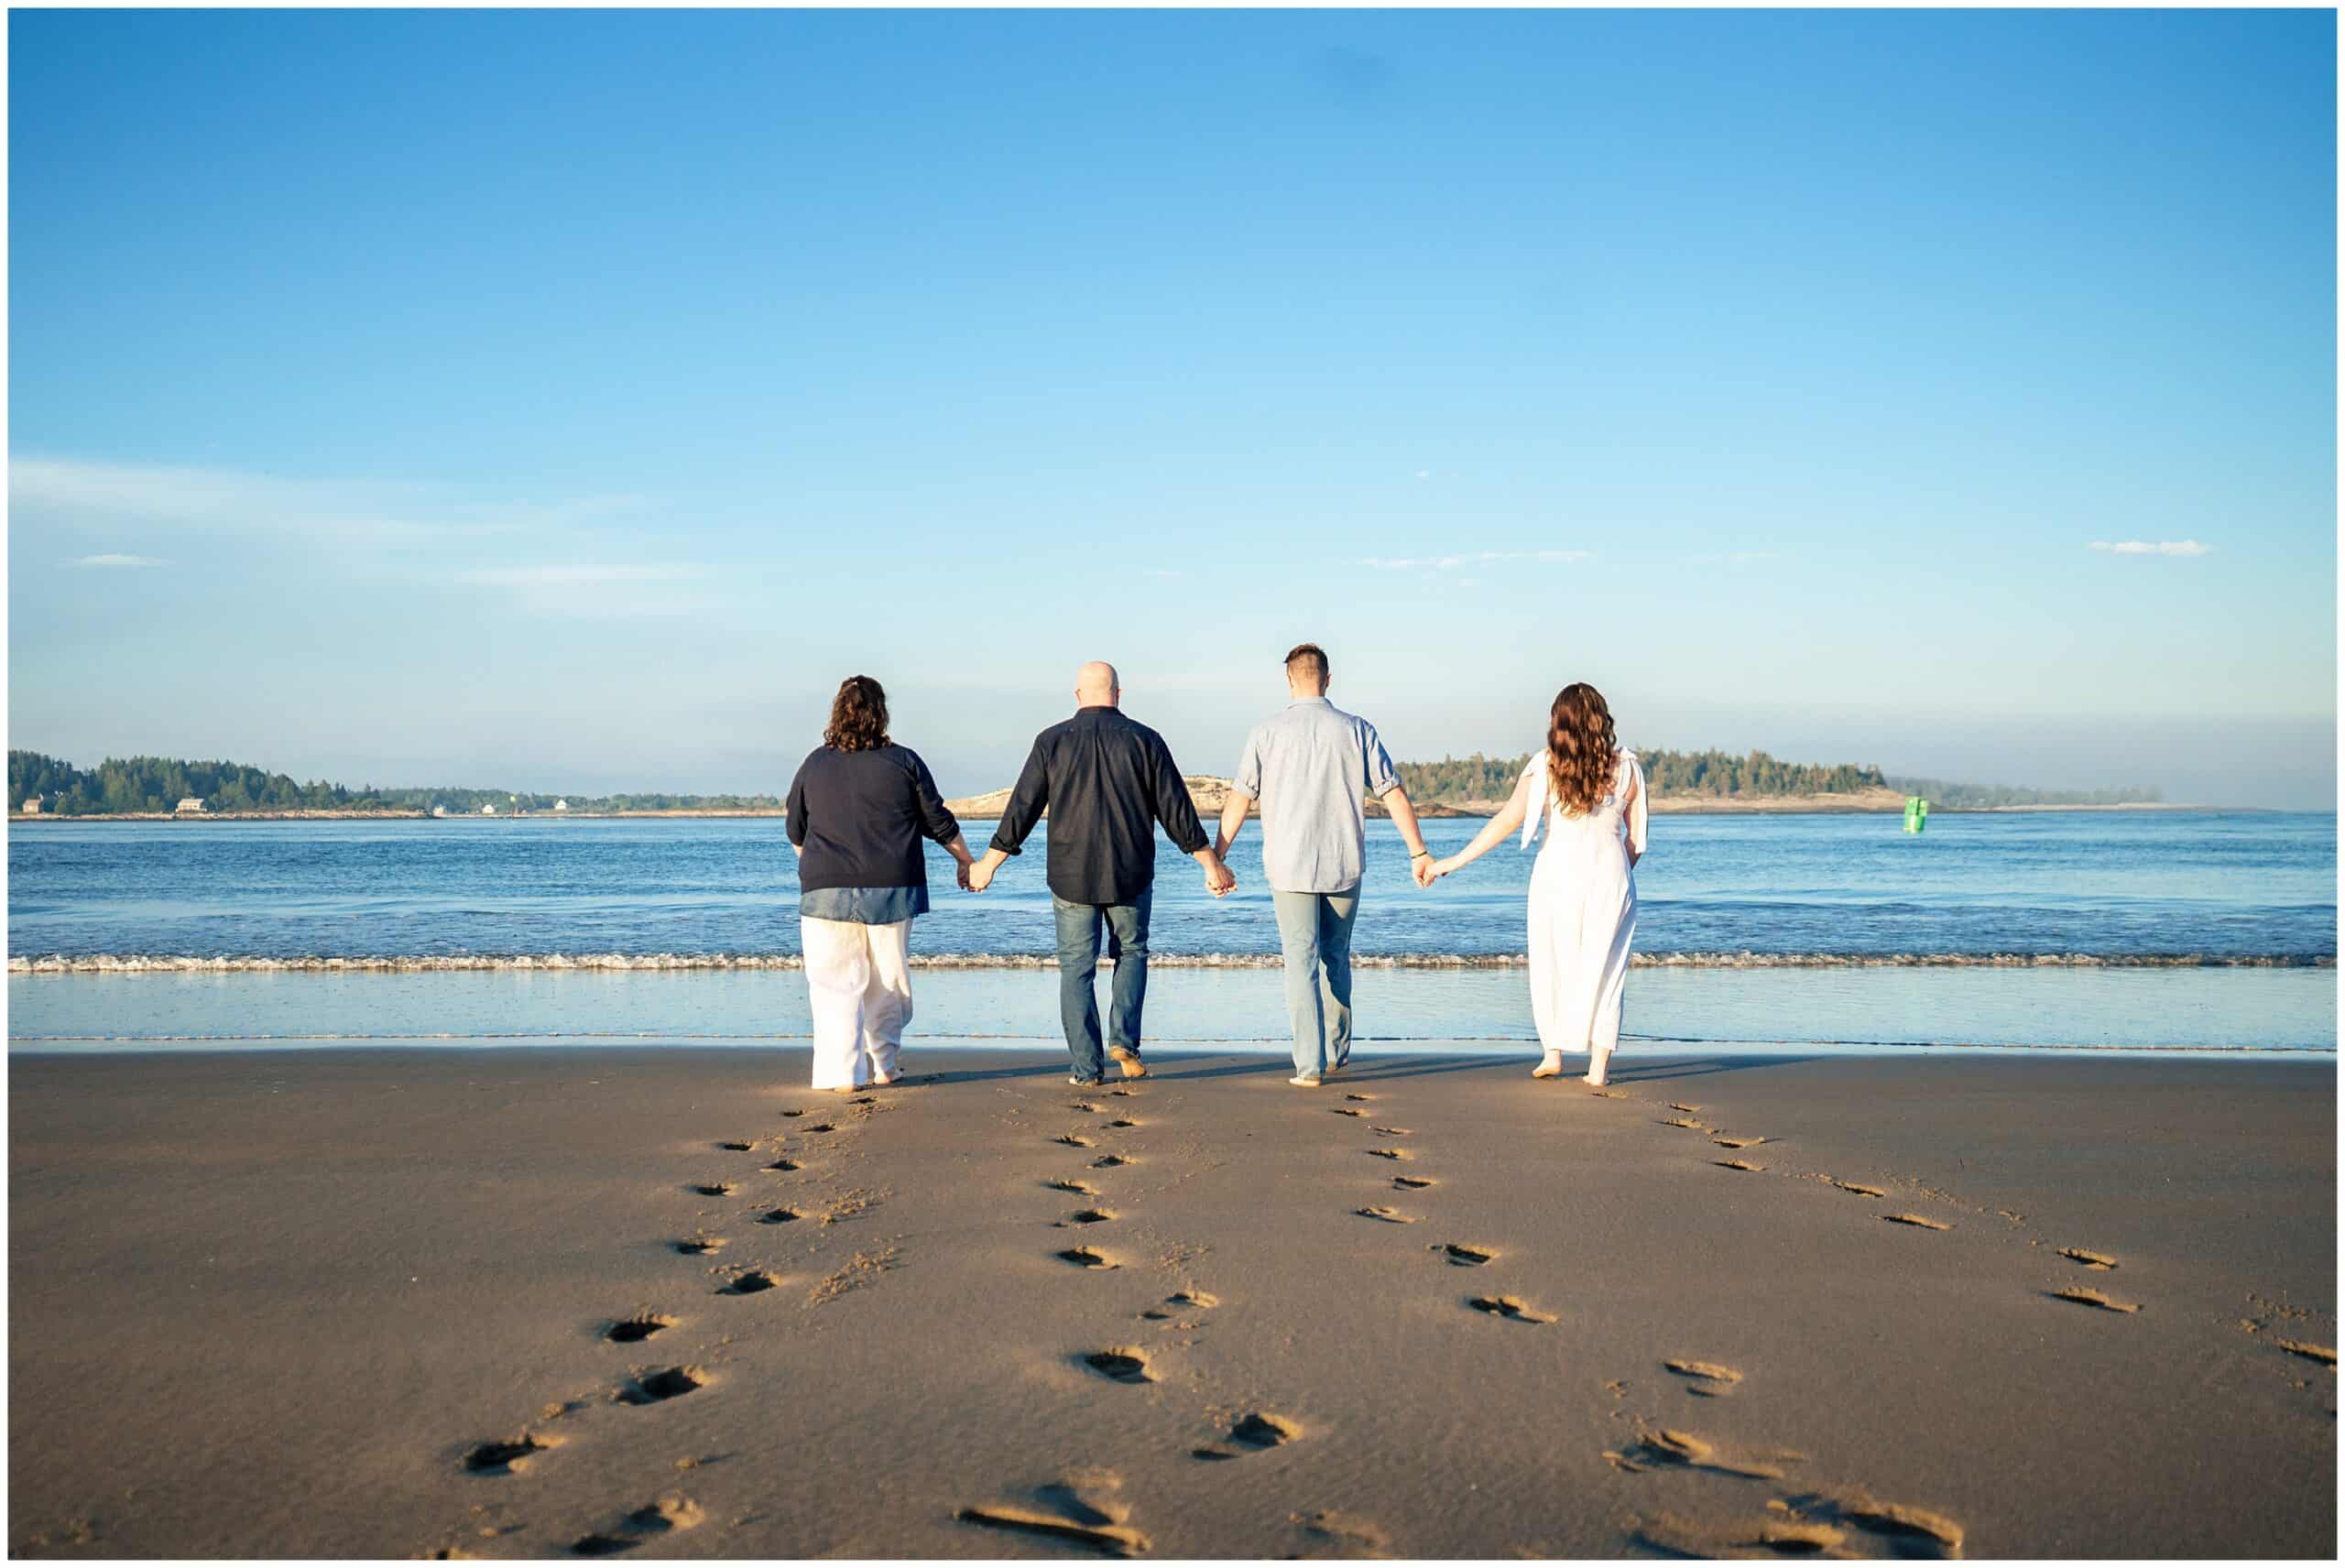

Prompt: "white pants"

[800,917,913,1090]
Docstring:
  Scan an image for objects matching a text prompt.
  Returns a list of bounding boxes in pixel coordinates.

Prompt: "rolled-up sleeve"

[989,739,1050,856]
[1234,728,1265,800]
[1361,722,1400,798]
[909,753,961,845]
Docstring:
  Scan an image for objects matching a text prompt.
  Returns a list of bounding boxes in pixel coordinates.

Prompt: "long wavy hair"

[823,675,890,753]
[1545,682,1620,817]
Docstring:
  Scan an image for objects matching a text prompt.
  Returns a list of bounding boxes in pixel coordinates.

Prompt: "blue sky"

[8,9,2336,806]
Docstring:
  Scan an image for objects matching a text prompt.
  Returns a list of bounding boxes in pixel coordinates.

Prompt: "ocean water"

[7,811,2335,1053]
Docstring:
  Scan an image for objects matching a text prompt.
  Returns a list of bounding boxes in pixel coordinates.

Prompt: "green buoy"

[1903,796,1929,833]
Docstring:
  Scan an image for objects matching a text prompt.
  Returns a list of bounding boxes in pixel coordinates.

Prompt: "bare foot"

[1583,1051,1611,1088]
[1532,1051,1565,1079]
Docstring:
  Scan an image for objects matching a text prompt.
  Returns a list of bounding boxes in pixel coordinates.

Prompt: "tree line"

[1398,747,1890,802]
[7,752,784,816]
[12,746,2158,817]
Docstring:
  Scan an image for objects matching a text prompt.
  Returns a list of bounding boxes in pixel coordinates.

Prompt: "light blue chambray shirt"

[1234,697,1402,895]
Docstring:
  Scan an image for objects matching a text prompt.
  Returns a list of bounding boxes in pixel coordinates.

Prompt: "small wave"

[5,950,2333,975]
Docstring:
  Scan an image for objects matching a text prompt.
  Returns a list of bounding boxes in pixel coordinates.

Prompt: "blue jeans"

[1053,890,1152,1083]
[1273,888,1359,1077]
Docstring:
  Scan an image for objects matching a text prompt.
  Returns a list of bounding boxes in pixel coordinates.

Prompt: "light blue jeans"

[1272,888,1359,1078]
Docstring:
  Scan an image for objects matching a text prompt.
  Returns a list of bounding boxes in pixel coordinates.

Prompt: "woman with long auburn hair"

[786,675,978,1091]
[1422,682,1648,1085]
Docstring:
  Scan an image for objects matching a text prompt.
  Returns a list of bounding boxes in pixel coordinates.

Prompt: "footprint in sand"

[1589,1088,1626,1099]
[717,1270,779,1295]
[1193,1411,1302,1461]
[1391,1176,1435,1191]
[1636,1494,1962,1561]
[763,1158,801,1173]
[715,1141,753,1152]
[685,1182,736,1198]
[1355,1206,1416,1224]
[1056,1247,1118,1270]
[1831,1180,1886,1197]
[1053,1135,1095,1149]
[1663,1359,1744,1398]
[780,1109,806,1119]
[1369,1126,1411,1137]
[2048,1287,2140,1314]
[1607,1426,1801,1480]
[1166,1290,1218,1310]
[1366,1149,1412,1161]
[2057,1247,2118,1271]
[956,1477,1149,1557]
[1711,1136,1770,1150]
[1434,1243,1495,1267]
[1660,1117,1707,1131]
[2275,1340,2338,1367]
[1331,1107,1367,1118]
[757,1207,802,1225]
[671,1237,725,1257]
[1068,1209,1116,1225]
[1715,1159,1764,1173]
[1044,1179,1098,1195]
[1467,1295,1556,1324]
[1069,1101,1102,1113]
[1090,1154,1133,1170]
[464,1432,561,1475]
[1881,1214,1951,1230]
[1079,1348,1156,1385]
[1668,1104,1703,1114]
[1106,1118,1140,1130]
[615,1367,704,1406]
[605,1314,675,1345]
[1293,1510,1389,1556]
[569,1497,706,1558]
[1773,1493,1966,1559]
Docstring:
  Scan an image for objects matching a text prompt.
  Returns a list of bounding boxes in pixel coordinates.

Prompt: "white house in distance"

[481,803,496,815]
[176,797,207,814]
[20,796,40,815]
[431,805,449,819]
[554,799,569,812]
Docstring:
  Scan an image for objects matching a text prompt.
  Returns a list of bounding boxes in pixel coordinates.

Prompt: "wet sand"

[7,1045,2335,1558]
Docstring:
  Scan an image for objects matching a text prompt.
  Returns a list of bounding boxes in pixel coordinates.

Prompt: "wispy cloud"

[455,564,705,587]
[1360,549,1590,571]
[66,553,168,569]
[2090,539,2212,558]
[10,454,645,547]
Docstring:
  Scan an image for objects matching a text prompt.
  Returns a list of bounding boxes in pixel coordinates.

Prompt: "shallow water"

[9,811,2333,1053]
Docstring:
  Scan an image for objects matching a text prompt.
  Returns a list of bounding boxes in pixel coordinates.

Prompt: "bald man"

[968,662,1236,1084]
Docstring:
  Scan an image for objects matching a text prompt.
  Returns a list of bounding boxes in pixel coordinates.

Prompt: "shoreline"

[10,1044,2333,1556]
[8,800,2224,824]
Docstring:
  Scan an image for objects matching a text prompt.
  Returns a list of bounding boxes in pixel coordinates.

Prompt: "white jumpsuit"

[1520,750,1647,1066]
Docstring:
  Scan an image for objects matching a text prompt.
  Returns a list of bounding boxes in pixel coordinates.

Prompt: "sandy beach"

[6,1043,2333,1558]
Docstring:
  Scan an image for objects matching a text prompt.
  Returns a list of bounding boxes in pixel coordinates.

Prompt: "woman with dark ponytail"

[1421,683,1647,1085]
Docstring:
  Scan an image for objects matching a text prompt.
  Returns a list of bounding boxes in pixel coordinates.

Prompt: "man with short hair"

[968,661,1237,1085]
[1216,643,1432,1086]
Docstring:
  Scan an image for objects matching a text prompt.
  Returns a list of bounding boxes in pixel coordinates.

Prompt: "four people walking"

[786,657,1644,1091]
